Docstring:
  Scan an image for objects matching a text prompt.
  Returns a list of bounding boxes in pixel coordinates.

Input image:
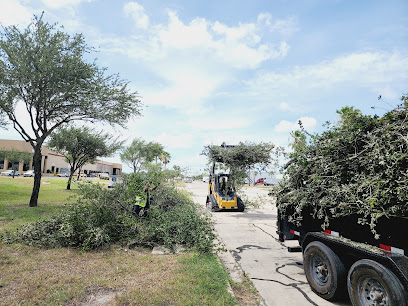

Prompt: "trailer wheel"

[303,241,346,300]
[347,259,407,306]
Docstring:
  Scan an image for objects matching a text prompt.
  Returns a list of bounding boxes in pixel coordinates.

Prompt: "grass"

[0,177,253,305]
[0,244,235,305]
[0,176,79,233]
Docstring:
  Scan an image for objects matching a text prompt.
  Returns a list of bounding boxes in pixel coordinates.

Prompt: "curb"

[216,237,268,306]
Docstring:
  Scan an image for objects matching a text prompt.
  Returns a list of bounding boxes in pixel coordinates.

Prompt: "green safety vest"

[135,195,146,207]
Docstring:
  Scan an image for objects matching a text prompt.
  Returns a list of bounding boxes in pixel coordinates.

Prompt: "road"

[184,181,351,306]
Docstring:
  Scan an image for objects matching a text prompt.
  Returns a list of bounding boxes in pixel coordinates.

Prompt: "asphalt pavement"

[184,181,351,306]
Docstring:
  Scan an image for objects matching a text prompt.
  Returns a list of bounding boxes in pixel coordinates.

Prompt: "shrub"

[3,174,216,253]
[136,201,215,253]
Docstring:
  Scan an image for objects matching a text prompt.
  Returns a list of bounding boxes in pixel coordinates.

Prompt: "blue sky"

[1,0,407,174]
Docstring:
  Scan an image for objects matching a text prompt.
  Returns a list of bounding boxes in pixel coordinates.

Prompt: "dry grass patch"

[0,243,235,305]
[231,275,264,306]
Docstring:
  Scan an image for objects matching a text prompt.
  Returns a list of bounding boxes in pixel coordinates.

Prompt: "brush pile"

[274,96,408,237]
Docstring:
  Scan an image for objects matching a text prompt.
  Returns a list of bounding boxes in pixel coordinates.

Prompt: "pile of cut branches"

[273,96,408,237]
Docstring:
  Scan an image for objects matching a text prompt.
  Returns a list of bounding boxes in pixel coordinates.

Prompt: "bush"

[3,174,216,253]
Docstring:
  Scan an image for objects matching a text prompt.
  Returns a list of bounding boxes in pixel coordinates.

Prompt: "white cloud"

[247,51,408,96]
[155,133,194,149]
[372,85,401,101]
[105,9,290,68]
[274,117,316,132]
[95,6,292,114]
[40,0,94,10]
[187,116,250,131]
[171,154,208,173]
[0,0,33,26]
[124,2,149,29]
[278,102,294,112]
[257,13,298,35]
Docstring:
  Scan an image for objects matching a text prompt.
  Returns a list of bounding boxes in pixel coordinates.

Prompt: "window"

[23,162,29,171]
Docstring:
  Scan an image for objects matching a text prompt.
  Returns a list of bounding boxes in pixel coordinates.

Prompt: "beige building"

[0,139,122,176]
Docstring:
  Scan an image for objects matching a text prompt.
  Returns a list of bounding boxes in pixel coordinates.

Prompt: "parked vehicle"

[202,176,209,183]
[96,172,110,179]
[253,174,280,186]
[277,209,408,304]
[184,177,193,183]
[57,172,69,177]
[23,170,35,177]
[1,170,21,176]
[254,178,265,185]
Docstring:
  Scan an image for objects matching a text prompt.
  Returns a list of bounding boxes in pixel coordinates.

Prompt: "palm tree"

[159,152,171,170]
[253,170,258,186]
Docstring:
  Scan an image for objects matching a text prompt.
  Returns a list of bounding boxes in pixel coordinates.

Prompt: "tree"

[336,106,362,127]
[159,151,171,169]
[120,139,147,174]
[146,142,165,165]
[203,141,275,187]
[0,149,32,177]
[120,139,166,173]
[0,16,141,206]
[48,126,123,190]
[290,130,307,152]
[0,112,6,129]
[203,142,275,172]
[253,170,258,185]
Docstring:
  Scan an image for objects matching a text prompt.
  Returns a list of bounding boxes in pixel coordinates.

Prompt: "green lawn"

[0,176,78,233]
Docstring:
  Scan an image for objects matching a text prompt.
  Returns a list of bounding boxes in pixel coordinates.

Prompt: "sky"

[0,0,407,175]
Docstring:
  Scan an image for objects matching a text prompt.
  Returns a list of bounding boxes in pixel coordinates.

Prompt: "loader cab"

[211,174,235,197]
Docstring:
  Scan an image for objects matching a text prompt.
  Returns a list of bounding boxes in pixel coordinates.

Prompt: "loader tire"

[237,197,245,212]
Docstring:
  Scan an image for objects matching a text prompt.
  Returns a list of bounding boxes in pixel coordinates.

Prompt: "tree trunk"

[67,166,75,190]
[67,175,72,190]
[29,147,42,207]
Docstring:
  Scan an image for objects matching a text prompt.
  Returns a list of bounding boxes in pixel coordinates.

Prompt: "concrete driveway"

[184,181,351,306]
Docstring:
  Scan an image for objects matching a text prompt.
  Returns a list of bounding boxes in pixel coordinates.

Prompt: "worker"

[133,180,158,217]
[133,194,147,216]
[220,177,227,194]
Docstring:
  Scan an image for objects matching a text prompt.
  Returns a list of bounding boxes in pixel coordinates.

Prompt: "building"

[0,139,122,176]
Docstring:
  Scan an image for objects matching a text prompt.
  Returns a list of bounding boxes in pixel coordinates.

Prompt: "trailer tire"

[347,259,407,306]
[303,241,346,300]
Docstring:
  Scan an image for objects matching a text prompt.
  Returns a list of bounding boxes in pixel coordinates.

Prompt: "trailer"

[277,208,408,305]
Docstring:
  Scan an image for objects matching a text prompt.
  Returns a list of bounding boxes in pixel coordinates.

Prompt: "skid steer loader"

[206,172,245,212]
[205,143,245,212]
